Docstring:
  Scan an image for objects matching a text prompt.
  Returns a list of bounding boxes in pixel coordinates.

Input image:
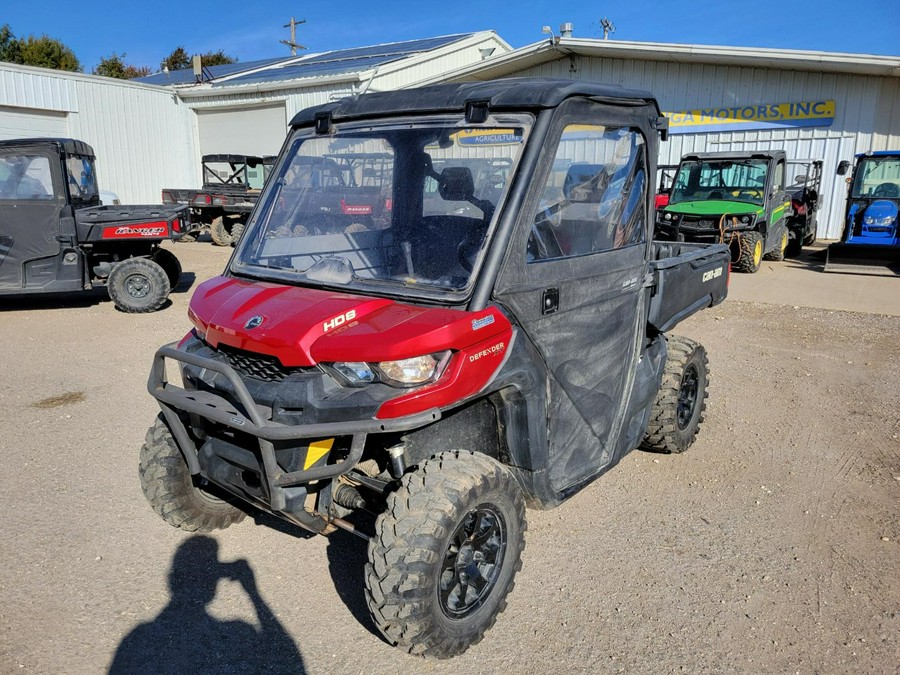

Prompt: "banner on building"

[665,100,836,134]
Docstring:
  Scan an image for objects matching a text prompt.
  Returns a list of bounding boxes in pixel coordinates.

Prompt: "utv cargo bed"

[648,241,730,332]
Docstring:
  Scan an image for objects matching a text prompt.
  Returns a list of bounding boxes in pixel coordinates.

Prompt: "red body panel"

[102,221,170,239]
[189,277,512,395]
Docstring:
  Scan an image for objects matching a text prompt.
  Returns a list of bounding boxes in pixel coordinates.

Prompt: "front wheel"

[365,451,526,659]
[107,257,170,313]
[139,414,246,532]
[642,335,709,454]
[733,231,763,273]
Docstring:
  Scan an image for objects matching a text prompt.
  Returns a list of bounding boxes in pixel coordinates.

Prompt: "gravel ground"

[0,242,897,674]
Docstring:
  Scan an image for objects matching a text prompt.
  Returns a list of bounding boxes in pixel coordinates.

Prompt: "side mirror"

[836,160,850,176]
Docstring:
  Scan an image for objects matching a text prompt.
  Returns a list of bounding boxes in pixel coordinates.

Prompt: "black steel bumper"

[147,343,441,512]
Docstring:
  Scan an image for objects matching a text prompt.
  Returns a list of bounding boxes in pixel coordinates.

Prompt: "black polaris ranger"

[139,79,730,658]
[0,138,190,312]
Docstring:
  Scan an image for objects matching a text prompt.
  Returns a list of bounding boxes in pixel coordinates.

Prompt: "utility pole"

[600,17,616,40]
[281,17,307,55]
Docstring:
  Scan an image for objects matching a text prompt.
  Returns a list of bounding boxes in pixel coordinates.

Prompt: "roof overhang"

[417,37,900,85]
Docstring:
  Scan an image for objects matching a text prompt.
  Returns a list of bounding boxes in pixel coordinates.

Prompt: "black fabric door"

[494,109,652,492]
[0,150,63,289]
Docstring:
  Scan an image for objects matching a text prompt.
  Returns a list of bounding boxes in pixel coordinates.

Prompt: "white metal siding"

[0,64,199,203]
[493,55,900,239]
[197,103,287,155]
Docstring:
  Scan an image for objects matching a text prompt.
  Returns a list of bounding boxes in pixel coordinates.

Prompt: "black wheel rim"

[124,273,151,299]
[439,504,506,619]
[677,364,699,431]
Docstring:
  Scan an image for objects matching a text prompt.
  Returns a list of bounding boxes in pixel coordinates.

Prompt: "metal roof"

[136,34,474,89]
[417,37,900,85]
[289,77,660,127]
[0,137,95,156]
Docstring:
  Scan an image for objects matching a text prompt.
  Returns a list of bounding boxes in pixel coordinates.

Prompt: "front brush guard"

[147,343,441,517]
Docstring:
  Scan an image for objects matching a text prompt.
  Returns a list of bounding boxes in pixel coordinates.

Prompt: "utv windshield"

[851,157,900,199]
[670,159,768,206]
[233,114,531,297]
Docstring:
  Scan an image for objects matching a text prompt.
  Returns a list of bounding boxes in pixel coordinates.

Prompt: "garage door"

[197,103,287,156]
[0,106,67,140]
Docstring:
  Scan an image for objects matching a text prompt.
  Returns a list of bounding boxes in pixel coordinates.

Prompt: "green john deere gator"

[655,151,791,272]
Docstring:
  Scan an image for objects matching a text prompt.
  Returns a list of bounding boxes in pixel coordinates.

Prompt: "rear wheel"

[139,414,246,532]
[107,257,170,313]
[365,451,526,659]
[642,335,709,454]
[209,216,233,246]
[152,248,182,290]
[733,231,763,273]
[764,229,789,262]
[230,221,245,246]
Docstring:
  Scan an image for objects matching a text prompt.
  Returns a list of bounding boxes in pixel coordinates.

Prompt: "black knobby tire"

[733,231,763,273]
[209,216,233,246]
[763,229,788,262]
[642,335,709,454]
[139,414,246,532]
[785,232,803,258]
[803,217,817,246]
[107,257,170,313]
[230,221,245,247]
[152,248,182,290]
[365,451,527,659]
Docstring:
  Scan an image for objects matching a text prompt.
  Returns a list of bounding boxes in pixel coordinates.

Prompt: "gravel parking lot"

[0,242,897,674]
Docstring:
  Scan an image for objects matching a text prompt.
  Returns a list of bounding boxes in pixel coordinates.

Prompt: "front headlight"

[864,215,895,226]
[325,352,450,388]
[664,212,673,221]
[740,215,752,223]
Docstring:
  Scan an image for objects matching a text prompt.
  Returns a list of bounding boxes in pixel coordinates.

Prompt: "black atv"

[0,138,190,312]
[139,79,730,657]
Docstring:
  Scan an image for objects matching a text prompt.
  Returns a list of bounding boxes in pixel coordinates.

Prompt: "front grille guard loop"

[147,343,441,512]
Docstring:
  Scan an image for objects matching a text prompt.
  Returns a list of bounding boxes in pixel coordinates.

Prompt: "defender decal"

[468,341,505,362]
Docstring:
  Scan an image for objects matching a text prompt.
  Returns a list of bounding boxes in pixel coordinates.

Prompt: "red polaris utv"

[0,138,190,312]
[140,79,730,657]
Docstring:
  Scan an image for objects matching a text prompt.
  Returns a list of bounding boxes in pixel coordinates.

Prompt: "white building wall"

[0,64,198,203]
[498,55,900,239]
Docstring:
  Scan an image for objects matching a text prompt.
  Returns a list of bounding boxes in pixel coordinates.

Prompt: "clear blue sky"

[3,0,899,73]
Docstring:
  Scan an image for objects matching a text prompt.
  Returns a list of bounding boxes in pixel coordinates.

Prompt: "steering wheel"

[736,189,761,200]
[872,182,900,199]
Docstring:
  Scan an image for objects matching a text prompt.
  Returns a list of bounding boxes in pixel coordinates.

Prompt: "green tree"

[161,46,190,71]
[94,52,151,79]
[161,45,237,71]
[0,24,21,63]
[199,49,237,67]
[16,33,81,71]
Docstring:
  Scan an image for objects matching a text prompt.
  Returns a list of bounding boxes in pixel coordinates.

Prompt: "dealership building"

[1,30,898,238]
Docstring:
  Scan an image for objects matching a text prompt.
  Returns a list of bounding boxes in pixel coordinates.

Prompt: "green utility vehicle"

[655,151,791,272]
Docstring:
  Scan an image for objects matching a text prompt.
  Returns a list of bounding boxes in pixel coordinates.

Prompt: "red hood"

[188,276,510,367]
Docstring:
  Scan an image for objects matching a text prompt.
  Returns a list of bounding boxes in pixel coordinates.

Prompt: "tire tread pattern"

[641,335,709,454]
[365,450,526,659]
[139,415,246,532]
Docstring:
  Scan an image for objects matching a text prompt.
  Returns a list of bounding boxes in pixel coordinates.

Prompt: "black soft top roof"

[0,137,95,157]
[681,150,786,161]
[289,77,660,128]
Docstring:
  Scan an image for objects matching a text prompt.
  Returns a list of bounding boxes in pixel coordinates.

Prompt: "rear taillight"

[211,195,227,206]
[384,197,393,211]
[161,191,174,204]
[172,219,181,233]
[192,194,212,206]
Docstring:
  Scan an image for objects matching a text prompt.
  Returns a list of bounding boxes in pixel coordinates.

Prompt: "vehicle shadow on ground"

[109,535,306,674]
[251,509,387,642]
[0,288,108,312]
[783,247,827,272]
[172,271,196,294]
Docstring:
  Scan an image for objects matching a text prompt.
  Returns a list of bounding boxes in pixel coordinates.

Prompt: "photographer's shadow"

[110,536,305,674]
